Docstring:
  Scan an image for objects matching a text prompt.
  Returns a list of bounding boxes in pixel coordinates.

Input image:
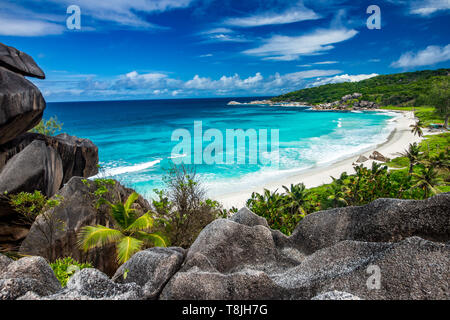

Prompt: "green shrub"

[30,116,63,136]
[9,191,62,226]
[50,257,92,287]
[152,165,231,248]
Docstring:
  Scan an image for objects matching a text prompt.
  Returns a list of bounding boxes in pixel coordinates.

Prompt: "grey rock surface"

[230,207,270,228]
[19,268,144,300]
[113,247,185,299]
[0,256,61,300]
[312,291,362,300]
[185,219,278,273]
[160,268,280,300]
[290,193,450,254]
[0,66,45,145]
[0,254,12,272]
[0,43,45,79]
[0,132,99,185]
[0,140,63,197]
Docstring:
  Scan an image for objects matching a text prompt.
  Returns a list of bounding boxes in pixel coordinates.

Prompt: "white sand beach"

[216,110,431,208]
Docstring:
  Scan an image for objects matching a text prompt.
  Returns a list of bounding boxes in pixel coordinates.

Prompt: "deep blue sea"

[45,98,398,199]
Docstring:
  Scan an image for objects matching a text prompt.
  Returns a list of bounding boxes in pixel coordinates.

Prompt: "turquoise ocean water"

[45,98,398,199]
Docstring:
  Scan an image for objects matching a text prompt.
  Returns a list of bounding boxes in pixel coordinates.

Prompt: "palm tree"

[422,150,450,173]
[398,143,422,174]
[326,182,348,208]
[78,192,166,264]
[411,166,443,198]
[410,121,423,137]
[282,183,308,215]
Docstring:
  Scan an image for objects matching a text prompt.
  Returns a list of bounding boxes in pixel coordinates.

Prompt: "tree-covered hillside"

[272,68,450,107]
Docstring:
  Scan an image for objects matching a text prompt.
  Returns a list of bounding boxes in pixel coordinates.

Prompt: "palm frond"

[135,231,167,247]
[124,192,139,212]
[110,203,127,227]
[126,212,155,232]
[116,236,144,264]
[77,225,123,251]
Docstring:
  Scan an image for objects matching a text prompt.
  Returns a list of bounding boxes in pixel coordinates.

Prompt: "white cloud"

[223,2,320,27]
[243,28,358,61]
[198,28,250,43]
[409,0,450,16]
[185,73,264,90]
[391,44,450,68]
[35,69,347,100]
[312,61,338,65]
[51,0,193,28]
[200,28,234,35]
[0,0,195,36]
[311,73,378,86]
[0,17,65,36]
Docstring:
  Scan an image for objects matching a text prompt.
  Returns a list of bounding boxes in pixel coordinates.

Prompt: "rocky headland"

[227,92,379,111]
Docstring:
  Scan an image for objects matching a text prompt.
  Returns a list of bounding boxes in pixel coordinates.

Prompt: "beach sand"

[215,110,430,209]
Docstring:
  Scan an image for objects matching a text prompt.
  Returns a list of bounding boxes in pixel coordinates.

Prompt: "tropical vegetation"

[30,116,63,136]
[77,192,167,264]
[50,257,93,287]
[152,165,231,248]
[246,133,449,235]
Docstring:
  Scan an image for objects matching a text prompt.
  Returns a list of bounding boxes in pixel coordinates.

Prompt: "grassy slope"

[272,68,449,108]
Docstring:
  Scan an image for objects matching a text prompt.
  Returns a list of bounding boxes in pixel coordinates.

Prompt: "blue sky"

[1,0,449,101]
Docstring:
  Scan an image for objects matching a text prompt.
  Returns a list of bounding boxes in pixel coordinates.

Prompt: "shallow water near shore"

[45,97,398,200]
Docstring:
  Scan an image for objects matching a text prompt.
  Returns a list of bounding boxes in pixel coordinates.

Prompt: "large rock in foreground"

[0,67,45,145]
[5,194,450,300]
[112,247,185,299]
[0,256,61,300]
[19,268,144,300]
[19,177,151,275]
[160,194,450,300]
[290,194,450,254]
[0,43,45,79]
[0,140,63,197]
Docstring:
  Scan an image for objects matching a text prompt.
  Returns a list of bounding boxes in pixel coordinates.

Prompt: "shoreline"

[214,110,427,209]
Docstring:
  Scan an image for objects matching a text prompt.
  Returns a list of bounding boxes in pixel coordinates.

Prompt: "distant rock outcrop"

[369,150,390,162]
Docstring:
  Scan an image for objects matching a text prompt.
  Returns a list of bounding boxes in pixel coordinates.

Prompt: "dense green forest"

[272,68,450,107]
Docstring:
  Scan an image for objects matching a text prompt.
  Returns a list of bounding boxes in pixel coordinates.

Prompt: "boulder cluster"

[0,43,99,252]
[1,193,448,300]
[313,93,379,111]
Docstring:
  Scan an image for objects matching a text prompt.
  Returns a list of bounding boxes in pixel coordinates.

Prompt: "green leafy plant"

[152,165,229,248]
[411,166,443,198]
[78,192,166,264]
[398,143,422,173]
[9,191,65,260]
[50,257,92,287]
[9,191,48,225]
[30,116,63,136]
